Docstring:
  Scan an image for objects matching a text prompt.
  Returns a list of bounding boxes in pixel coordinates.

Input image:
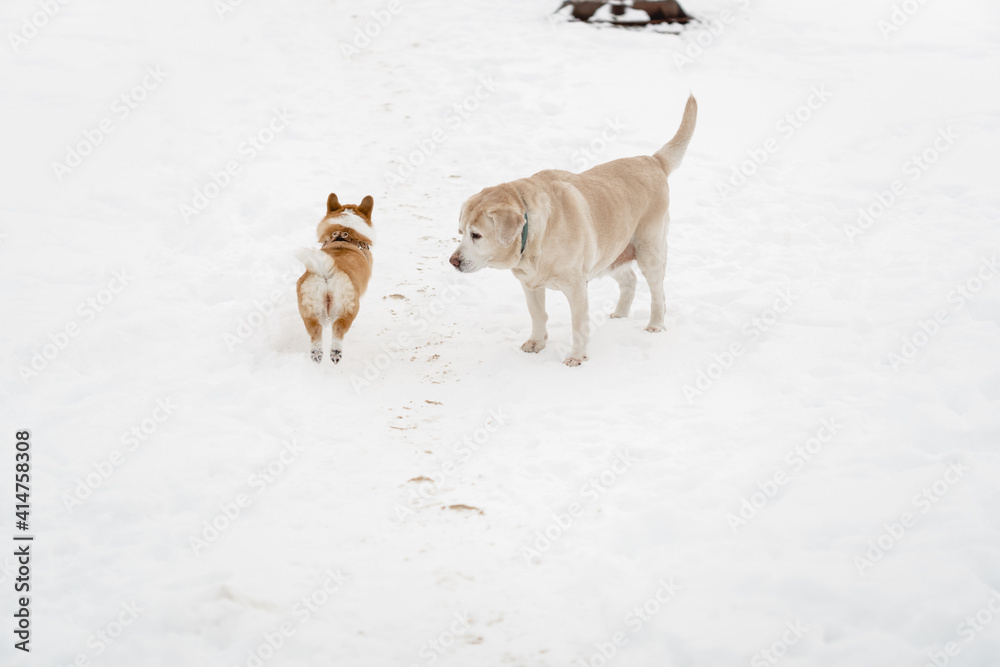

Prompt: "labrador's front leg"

[561,281,590,366]
[520,284,548,353]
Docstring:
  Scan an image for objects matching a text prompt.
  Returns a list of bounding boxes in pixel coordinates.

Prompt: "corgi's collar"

[323,230,370,251]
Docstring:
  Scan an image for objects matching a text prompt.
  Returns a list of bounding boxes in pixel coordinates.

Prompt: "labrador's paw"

[521,339,546,353]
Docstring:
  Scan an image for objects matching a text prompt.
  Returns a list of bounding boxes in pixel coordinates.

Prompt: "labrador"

[449,95,697,366]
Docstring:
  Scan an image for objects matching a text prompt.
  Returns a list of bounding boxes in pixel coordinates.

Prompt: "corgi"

[295,193,375,364]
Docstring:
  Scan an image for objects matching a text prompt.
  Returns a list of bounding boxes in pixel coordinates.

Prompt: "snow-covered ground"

[2,0,999,665]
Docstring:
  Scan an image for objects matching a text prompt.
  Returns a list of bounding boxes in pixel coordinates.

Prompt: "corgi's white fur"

[294,247,335,276]
[325,210,377,243]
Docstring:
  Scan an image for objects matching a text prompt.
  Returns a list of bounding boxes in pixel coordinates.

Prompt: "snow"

[2,0,999,665]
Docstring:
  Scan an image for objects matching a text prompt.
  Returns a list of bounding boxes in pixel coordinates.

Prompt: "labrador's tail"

[654,95,697,174]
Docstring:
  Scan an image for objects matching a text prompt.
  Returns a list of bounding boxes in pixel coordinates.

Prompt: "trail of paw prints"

[381,288,459,385]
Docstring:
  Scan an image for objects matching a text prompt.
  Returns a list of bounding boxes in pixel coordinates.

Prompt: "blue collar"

[520,212,529,253]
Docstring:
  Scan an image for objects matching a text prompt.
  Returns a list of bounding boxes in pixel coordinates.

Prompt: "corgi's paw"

[311,348,323,363]
[330,348,342,364]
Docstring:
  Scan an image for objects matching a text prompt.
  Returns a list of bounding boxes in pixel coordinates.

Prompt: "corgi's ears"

[327,193,373,218]
[358,195,374,218]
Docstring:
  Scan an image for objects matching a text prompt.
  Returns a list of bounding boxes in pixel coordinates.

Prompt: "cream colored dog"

[449,96,697,366]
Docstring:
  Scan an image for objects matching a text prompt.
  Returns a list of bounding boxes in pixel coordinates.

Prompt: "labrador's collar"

[515,189,529,255]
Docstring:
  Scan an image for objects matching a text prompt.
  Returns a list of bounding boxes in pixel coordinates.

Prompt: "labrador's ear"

[358,195,374,218]
[327,193,341,212]
[492,208,525,248]
[457,198,474,233]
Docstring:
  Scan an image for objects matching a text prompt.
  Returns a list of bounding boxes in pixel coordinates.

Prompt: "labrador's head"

[449,184,526,273]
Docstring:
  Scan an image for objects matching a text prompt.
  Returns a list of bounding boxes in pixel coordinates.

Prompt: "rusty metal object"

[557,0,604,21]
[558,0,691,25]
[632,1,689,22]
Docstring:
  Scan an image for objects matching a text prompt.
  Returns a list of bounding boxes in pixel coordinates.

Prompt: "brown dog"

[295,193,375,364]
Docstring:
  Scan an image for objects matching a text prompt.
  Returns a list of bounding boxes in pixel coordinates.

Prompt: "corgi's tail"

[295,247,335,277]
